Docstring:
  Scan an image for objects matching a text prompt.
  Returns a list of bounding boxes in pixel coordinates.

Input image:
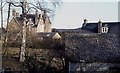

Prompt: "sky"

[0,0,120,29]
[53,2,119,29]
[63,0,119,2]
[118,1,120,22]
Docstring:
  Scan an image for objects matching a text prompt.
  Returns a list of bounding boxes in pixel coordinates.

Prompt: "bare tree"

[3,0,62,63]
[18,1,62,63]
[0,0,7,28]
[5,2,11,46]
[1,0,3,28]
[1,0,7,41]
[19,0,27,62]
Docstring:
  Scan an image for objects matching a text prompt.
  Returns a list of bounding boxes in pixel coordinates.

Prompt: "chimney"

[98,19,102,33]
[82,19,87,27]
[12,9,17,17]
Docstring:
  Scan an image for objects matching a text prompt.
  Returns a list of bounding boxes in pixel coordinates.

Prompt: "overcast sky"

[0,0,119,29]
[53,2,119,29]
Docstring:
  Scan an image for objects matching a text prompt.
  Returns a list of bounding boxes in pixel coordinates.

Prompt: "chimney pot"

[98,19,102,33]
[82,19,88,27]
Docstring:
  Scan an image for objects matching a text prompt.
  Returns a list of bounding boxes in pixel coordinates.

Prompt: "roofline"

[86,22,120,24]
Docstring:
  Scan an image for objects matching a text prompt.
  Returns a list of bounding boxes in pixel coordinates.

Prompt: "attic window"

[102,27,108,33]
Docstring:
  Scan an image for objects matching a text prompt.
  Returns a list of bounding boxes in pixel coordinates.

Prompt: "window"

[102,27,108,33]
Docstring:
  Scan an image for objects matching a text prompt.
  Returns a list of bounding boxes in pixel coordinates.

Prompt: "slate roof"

[53,28,92,33]
[81,22,120,33]
[64,33,120,63]
[18,14,51,26]
[37,32,56,38]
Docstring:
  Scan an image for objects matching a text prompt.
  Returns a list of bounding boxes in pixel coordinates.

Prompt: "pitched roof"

[52,32,62,39]
[8,14,40,28]
[17,14,37,25]
[13,13,51,27]
[81,22,120,33]
[37,32,57,38]
[64,33,120,63]
[53,28,92,33]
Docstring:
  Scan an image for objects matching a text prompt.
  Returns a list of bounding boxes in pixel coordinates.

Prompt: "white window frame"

[102,27,108,33]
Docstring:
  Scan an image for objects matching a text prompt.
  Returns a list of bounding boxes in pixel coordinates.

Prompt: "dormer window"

[102,24,109,33]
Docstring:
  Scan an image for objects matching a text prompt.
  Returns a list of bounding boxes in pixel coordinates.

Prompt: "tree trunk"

[4,3,11,47]
[1,0,3,28]
[20,0,27,62]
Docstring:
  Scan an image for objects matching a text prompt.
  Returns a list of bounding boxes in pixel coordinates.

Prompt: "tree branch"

[9,2,22,7]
